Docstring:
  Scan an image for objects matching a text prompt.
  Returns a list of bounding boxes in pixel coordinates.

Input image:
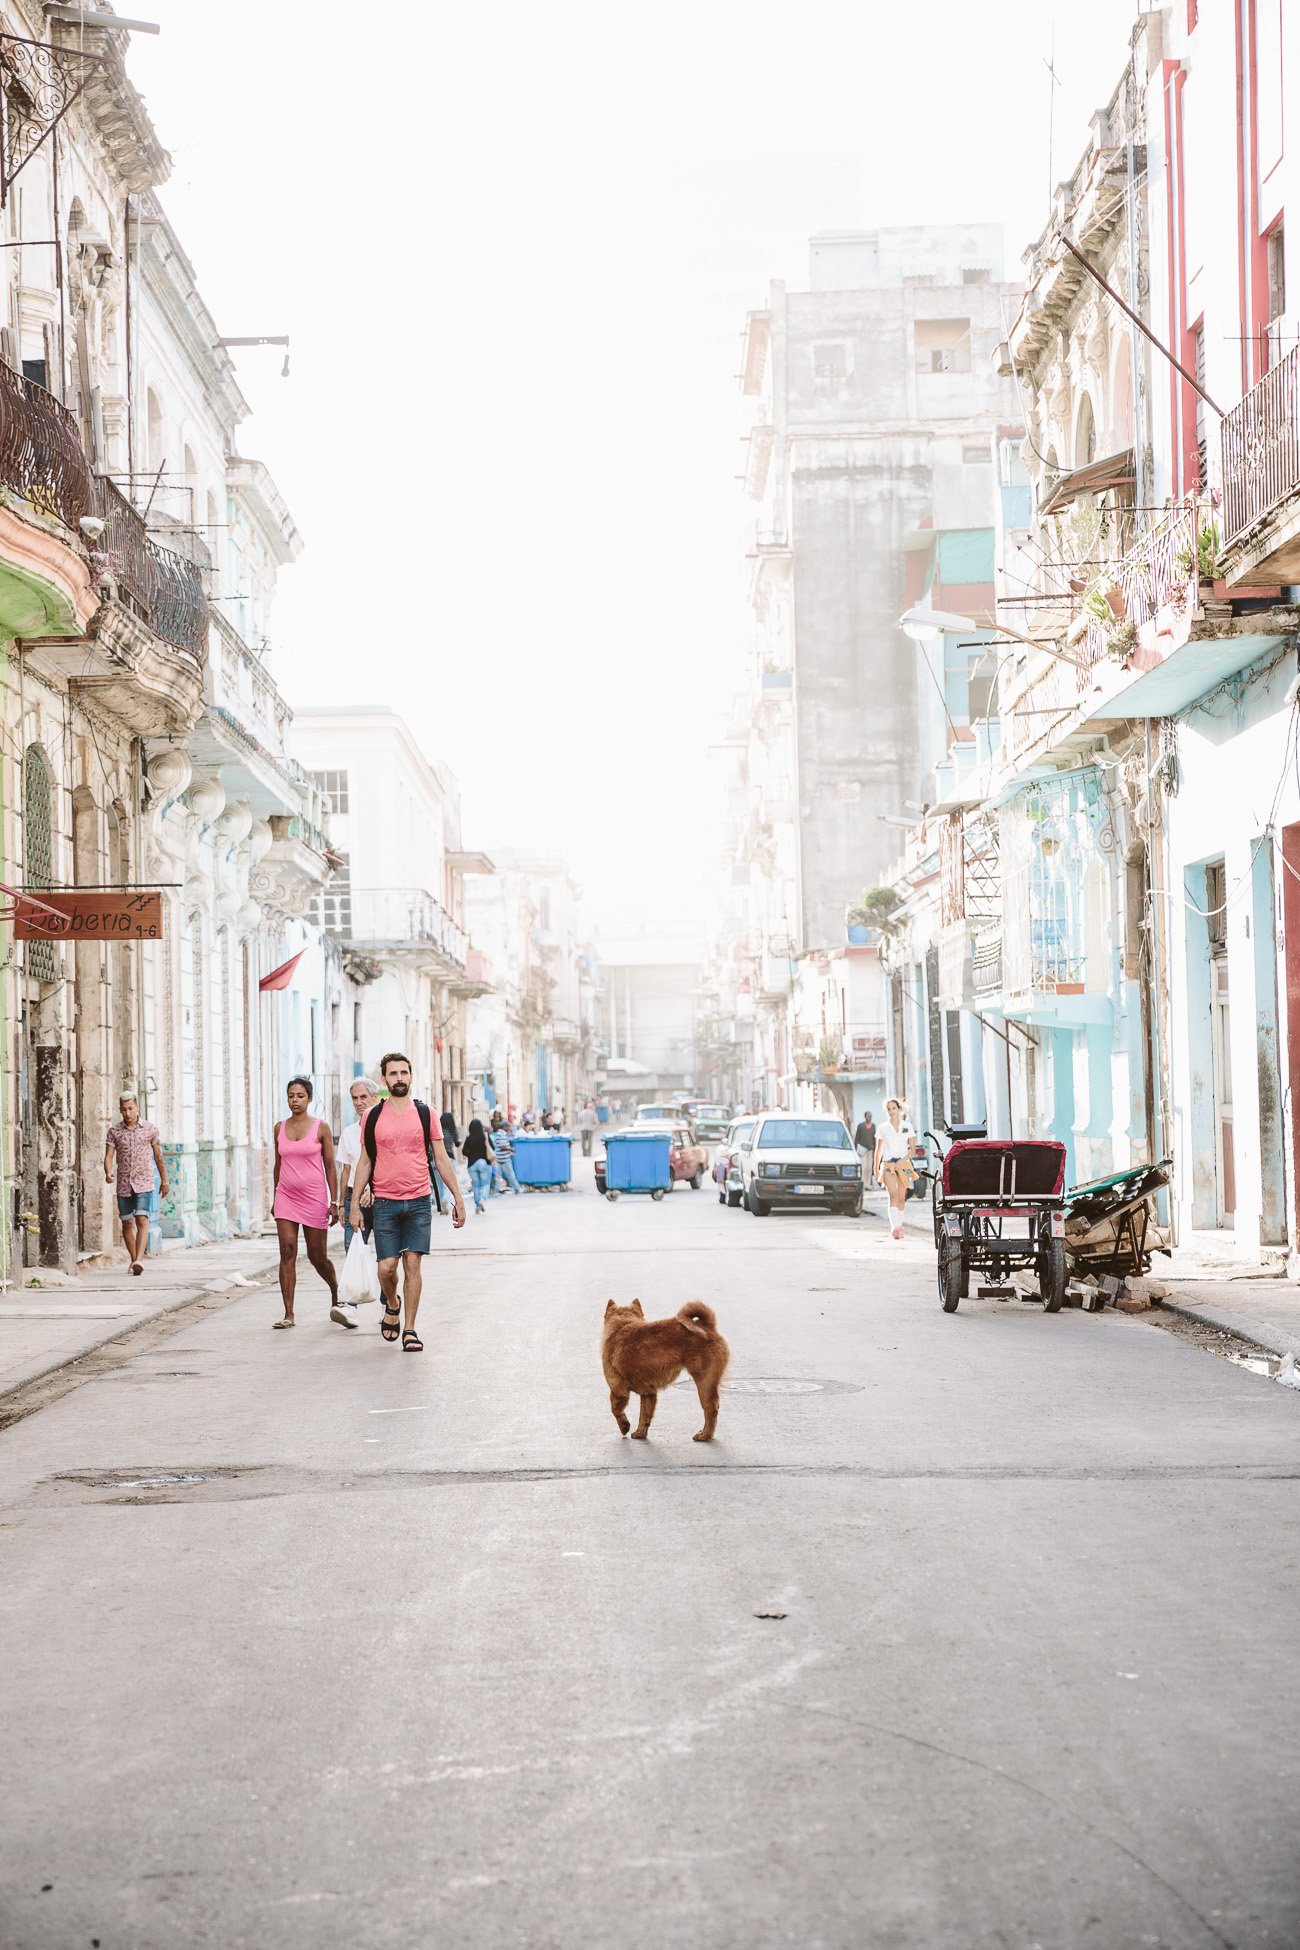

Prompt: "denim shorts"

[369,1195,432,1261]
[117,1191,151,1219]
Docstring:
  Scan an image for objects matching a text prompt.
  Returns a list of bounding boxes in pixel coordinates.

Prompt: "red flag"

[259,950,304,993]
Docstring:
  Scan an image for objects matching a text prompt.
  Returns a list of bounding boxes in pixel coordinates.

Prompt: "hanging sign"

[12,890,164,940]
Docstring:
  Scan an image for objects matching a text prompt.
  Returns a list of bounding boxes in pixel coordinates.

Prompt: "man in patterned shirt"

[104,1094,169,1275]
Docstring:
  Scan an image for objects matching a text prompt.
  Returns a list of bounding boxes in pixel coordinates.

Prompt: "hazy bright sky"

[129,0,1143,927]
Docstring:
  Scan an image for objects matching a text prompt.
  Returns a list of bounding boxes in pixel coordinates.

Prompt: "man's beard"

[388,1079,411,1097]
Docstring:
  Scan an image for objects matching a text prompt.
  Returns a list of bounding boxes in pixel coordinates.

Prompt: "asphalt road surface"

[4,1171,1299,1950]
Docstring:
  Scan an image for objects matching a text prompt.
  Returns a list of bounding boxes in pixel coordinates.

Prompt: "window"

[1266,225,1287,368]
[915,319,971,374]
[756,1119,851,1150]
[317,852,352,937]
[146,387,165,472]
[812,341,849,383]
[1206,859,1227,951]
[309,768,349,814]
[24,746,55,985]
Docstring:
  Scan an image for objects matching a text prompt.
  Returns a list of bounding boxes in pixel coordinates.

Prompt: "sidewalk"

[880,1188,1300,1358]
[0,1235,283,1403]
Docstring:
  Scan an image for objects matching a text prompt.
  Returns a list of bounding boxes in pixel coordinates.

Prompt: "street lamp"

[898,602,1090,673]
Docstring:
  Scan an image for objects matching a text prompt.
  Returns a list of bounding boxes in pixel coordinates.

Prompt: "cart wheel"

[939,1237,963,1311]
[605,1190,620,1202]
[651,1188,666,1202]
[1039,1236,1066,1312]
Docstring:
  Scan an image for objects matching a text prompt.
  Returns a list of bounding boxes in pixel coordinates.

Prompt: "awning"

[1039,448,1135,518]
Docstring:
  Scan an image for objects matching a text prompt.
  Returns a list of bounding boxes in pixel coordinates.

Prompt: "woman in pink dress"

[272,1077,341,1327]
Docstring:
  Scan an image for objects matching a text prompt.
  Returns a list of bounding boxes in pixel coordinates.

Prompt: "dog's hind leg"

[631,1391,658,1439]
[609,1387,631,1435]
[692,1377,721,1442]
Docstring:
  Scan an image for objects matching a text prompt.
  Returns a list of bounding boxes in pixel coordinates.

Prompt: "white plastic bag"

[339,1229,380,1305]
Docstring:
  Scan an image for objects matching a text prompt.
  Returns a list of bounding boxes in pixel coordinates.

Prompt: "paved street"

[4,1173,1299,1950]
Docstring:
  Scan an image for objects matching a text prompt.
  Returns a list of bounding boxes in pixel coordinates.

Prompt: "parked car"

[634,1103,682,1126]
[597,1122,708,1193]
[714,1115,757,1206]
[690,1104,731,1143]
[737,1112,862,1217]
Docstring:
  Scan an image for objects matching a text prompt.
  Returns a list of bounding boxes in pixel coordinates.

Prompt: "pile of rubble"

[1006,1269,1172,1311]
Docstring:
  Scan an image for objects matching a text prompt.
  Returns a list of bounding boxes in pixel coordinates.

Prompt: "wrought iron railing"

[1221,345,1300,545]
[0,358,93,532]
[347,887,468,970]
[0,359,207,658]
[1081,498,1201,674]
[95,474,207,659]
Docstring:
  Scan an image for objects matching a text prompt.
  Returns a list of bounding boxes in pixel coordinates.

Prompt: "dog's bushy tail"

[677,1301,717,1332]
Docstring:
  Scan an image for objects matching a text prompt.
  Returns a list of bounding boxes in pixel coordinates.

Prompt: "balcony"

[449,946,493,998]
[345,887,468,974]
[0,363,208,657]
[1220,346,1300,585]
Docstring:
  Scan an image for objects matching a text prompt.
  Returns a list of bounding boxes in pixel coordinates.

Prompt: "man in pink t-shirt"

[348,1052,464,1351]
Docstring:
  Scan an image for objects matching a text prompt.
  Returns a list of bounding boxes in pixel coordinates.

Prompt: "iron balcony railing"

[97,475,208,660]
[0,360,207,660]
[1221,345,1300,546]
[0,358,94,533]
[346,886,468,970]
[1081,497,1202,676]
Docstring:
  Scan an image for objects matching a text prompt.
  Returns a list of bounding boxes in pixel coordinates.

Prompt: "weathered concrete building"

[739,229,1021,955]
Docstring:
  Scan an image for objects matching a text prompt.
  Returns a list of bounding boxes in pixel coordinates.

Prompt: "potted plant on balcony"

[854,885,902,939]
[818,1035,843,1076]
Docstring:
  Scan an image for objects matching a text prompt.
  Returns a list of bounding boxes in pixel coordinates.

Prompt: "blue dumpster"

[602,1131,671,1200]
[513,1134,572,1188]
[596,1103,610,1124]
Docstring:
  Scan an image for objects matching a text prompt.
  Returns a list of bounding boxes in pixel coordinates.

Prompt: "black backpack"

[363,1098,437,1184]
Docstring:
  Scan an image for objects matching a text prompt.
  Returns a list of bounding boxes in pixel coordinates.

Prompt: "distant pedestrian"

[578,1099,598,1157]
[272,1077,341,1327]
[104,1093,168,1275]
[854,1110,877,1174]
[462,1117,495,1214]
[349,1053,465,1351]
[875,1097,915,1241]
[492,1113,521,1194]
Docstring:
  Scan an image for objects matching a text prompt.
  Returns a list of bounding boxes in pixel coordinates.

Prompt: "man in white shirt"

[336,1075,380,1254]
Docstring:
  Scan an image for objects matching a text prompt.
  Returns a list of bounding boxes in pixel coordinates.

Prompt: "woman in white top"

[874,1096,915,1241]
[336,1076,380,1254]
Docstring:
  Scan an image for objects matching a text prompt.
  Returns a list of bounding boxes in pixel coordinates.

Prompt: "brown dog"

[602,1299,730,1442]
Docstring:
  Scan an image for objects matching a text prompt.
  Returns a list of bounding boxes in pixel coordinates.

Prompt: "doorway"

[1206,861,1235,1224]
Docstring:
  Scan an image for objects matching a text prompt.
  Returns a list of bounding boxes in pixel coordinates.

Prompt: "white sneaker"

[330,1302,360,1329]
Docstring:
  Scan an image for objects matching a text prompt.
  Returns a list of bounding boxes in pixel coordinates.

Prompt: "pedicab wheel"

[1039,1235,1066,1312]
[651,1188,666,1202]
[939,1236,963,1312]
[605,1190,620,1202]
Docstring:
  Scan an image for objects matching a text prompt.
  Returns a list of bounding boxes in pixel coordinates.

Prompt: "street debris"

[1144,1305,1299,1385]
[753,1612,788,1620]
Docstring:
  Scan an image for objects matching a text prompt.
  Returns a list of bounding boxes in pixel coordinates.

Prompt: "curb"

[1155,1292,1300,1361]
[0,1252,282,1416]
